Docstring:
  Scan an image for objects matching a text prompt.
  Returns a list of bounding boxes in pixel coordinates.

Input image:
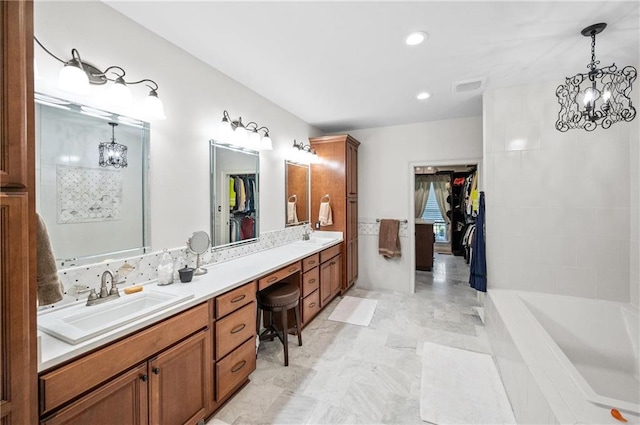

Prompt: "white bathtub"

[487,290,640,424]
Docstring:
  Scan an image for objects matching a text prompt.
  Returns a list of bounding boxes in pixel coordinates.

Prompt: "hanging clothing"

[469,192,487,292]
[229,178,236,209]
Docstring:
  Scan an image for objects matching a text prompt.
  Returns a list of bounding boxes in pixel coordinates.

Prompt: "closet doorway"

[408,159,481,293]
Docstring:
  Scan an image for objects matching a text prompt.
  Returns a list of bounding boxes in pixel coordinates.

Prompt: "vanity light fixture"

[220,110,273,150]
[291,140,319,164]
[99,122,128,168]
[34,36,166,120]
[416,91,431,100]
[556,23,636,132]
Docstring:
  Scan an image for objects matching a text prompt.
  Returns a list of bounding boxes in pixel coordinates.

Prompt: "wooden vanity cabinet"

[42,330,210,425]
[39,304,212,425]
[310,135,360,294]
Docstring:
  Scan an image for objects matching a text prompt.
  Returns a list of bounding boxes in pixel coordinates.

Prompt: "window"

[421,182,448,242]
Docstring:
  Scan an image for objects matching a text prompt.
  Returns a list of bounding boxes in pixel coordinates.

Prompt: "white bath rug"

[328,296,378,326]
[420,341,516,425]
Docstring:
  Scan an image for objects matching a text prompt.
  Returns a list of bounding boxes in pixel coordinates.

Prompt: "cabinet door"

[346,142,358,197]
[1,0,32,188]
[149,329,212,425]
[330,254,342,297]
[1,193,37,424]
[319,261,332,307]
[346,198,358,288]
[41,363,148,425]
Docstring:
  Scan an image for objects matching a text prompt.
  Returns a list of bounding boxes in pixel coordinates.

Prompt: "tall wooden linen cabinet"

[309,135,359,293]
[1,1,39,424]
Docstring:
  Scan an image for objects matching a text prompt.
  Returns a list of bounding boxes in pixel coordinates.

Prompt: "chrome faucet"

[302,225,312,241]
[86,270,122,306]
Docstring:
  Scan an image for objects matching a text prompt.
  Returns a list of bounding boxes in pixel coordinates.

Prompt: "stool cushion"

[257,282,300,308]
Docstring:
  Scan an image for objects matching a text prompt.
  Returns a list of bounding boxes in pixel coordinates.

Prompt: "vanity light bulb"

[261,135,273,151]
[58,63,90,95]
[143,91,166,120]
[108,79,133,110]
[249,131,262,149]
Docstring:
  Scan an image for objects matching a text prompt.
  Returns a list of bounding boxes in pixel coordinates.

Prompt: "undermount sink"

[38,287,194,345]
[294,236,337,246]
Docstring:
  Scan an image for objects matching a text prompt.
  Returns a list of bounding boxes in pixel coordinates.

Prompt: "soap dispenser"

[157,249,174,286]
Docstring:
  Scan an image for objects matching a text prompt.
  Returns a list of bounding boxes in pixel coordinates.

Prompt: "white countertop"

[38,232,343,372]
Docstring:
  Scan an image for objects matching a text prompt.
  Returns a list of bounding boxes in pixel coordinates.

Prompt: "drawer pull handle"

[288,267,298,273]
[309,302,317,308]
[308,279,316,284]
[231,323,246,334]
[140,374,148,382]
[231,294,246,303]
[231,360,247,373]
[267,276,278,283]
[152,367,160,375]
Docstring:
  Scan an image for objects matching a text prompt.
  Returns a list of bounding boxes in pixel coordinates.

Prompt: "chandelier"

[555,23,636,132]
[99,122,128,168]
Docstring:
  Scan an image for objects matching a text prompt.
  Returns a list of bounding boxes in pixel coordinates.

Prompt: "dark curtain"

[469,191,487,292]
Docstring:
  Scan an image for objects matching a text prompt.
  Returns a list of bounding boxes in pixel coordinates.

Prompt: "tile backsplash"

[41,225,308,310]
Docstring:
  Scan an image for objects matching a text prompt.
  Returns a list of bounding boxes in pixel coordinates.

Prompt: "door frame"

[408,158,482,293]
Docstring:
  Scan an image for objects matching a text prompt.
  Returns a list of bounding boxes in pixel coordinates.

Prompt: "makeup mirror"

[187,231,210,275]
[285,160,309,226]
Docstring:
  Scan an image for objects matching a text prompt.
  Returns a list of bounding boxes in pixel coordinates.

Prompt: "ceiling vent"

[452,78,486,93]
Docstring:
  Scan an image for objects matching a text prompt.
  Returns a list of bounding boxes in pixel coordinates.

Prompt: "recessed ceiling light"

[416,92,431,100]
[405,31,429,46]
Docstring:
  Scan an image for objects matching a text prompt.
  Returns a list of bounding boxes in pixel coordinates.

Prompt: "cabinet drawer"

[302,254,319,272]
[320,244,341,263]
[215,302,256,360]
[216,338,256,401]
[216,281,255,319]
[302,290,321,324]
[257,262,301,291]
[39,303,209,415]
[302,267,320,298]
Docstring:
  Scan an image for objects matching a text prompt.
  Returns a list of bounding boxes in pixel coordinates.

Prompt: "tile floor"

[207,253,490,425]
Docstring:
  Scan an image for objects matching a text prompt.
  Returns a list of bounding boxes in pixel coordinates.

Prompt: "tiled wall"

[41,225,307,310]
[483,82,639,302]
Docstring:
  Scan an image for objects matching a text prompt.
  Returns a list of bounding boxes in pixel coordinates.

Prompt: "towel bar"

[320,194,330,202]
[288,194,297,202]
[376,218,408,224]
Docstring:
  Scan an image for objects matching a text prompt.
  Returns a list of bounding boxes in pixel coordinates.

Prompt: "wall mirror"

[35,94,151,269]
[285,160,309,226]
[210,140,259,249]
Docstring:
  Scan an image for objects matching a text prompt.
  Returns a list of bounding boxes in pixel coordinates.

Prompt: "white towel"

[287,201,298,224]
[319,201,333,226]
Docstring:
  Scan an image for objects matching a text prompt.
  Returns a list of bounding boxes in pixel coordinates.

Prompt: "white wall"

[34,0,319,252]
[348,117,483,293]
[483,81,639,303]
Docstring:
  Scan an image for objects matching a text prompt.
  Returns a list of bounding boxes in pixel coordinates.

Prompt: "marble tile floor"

[207,253,490,425]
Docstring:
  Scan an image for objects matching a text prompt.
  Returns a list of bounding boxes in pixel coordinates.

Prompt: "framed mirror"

[35,94,151,268]
[285,160,309,226]
[210,140,259,248]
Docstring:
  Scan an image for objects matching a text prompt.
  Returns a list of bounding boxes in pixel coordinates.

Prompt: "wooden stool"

[256,281,302,366]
